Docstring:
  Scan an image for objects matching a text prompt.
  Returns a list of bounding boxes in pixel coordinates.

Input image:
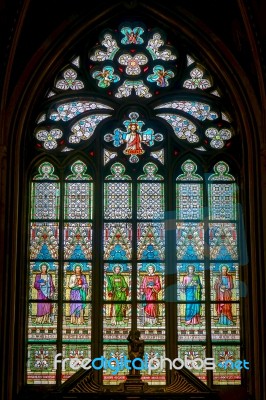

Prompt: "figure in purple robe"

[34,263,55,324]
[68,264,89,324]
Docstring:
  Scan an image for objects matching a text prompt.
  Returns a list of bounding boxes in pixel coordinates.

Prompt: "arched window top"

[32,21,235,155]
[65,160,92,180]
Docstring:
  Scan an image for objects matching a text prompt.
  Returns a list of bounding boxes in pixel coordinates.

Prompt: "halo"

[113,264,123,272]
[73,263,83,272]
[146,264,156,272]
[39,262,49,272]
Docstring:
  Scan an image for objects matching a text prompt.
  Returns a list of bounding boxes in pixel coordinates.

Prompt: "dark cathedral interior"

[0,1,266,400]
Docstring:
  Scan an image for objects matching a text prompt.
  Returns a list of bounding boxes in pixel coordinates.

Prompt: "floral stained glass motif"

[89,26,177,98]
[103,149,117,165]
[49,101,113,121]
[146,33,177,61]
[176,160,203,181]
[157,114,198,143]
[90,34,119,61]
[69,114,111,144]
[55,68,84,90]
[118,53,148,75]
[208,161,235,181]
[141,345,166,385]
[154,101,218,121]
[61,345,91,383]
[115,80,152,98]
[35,128,63,150]
[104,112,163,163]
[178,345,207,382]
[27,345,57,384]
[212,346,241,385]
[183,67,211,90]
[205,127,232,149]
[103,345,128,385]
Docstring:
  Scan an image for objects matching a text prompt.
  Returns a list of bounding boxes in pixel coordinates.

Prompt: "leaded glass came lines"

[177,183,203,220]
[104,182,132,219]
[209,183,237,220]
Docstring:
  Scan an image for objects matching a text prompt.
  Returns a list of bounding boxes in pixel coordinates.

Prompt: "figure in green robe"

[107,264,129,325]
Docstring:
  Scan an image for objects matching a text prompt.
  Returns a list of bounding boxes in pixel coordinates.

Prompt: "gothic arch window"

[26,21,243,390]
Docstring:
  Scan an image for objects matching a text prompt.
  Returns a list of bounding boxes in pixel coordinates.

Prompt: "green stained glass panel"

[103,304,131,340]
[176,183,203,220]
[104,181,132,219]
[212,346,241,385]
[31,181,60,220]
[103,344,128,385]
[61,345,91,383]
[143,345,166,385]
[178,345,207,383]
[64,181,93,219]
[209,183,237,220]
[137,182,164,219]
[104,263,131,301]
[27,344,57,384]
[30,223,59,260]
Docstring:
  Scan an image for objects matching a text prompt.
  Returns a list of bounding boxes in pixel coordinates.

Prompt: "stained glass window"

[27,20,243,391]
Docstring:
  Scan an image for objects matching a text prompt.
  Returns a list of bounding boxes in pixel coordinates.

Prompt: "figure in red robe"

[140,264,161,325]
[214,265,234,325]
[123,122,145,155]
